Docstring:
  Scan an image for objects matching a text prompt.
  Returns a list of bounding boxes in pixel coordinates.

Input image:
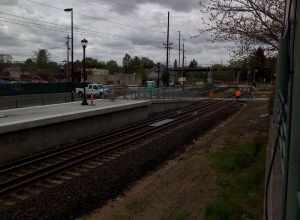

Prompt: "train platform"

[0,99,154,163]
[0,99,151,135]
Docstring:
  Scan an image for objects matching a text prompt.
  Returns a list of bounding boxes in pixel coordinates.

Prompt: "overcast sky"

[0,0,235,66]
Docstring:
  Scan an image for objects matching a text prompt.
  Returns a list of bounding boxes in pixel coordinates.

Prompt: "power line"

[1,1,188,63]
[16,0,169,48]
[0,17,69,34]
[0,16,129,44]
[26,0,65,11]
[0,10,68,30]
[25,0,165,31]
[0,11,130,41]
[0,15,181,63]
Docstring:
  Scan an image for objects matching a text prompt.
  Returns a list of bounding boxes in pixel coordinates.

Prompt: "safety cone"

[90,94,96,106]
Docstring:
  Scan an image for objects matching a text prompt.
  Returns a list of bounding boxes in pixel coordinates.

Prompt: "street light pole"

[157,62,160,88]
[65,35,70,80]
[81,38,88,106]
[64,8,74,101]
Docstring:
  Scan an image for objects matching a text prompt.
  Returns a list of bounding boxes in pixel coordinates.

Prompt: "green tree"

[106,60,119,74]
[123,53,132,74]
[141,57,154,69]
[47,62,59,72]
[174,59,178,69]
[85,57,98,68]
[35,49,50,69]
[137,64,147,83]
[189,59,198,68]
[131,56,141,70]
[25,58,34,66]
[95,61,106,69]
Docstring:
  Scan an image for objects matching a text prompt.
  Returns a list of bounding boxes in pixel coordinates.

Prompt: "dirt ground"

[78,102,270,220]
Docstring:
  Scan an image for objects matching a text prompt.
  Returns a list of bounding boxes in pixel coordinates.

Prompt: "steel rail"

[0,101,214,175]
[0,101,237,196]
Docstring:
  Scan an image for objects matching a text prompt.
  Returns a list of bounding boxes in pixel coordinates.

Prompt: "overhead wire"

[1,0,190,63]
[0,13,165,47]
[25,0,166,31]
[0,11,131,41]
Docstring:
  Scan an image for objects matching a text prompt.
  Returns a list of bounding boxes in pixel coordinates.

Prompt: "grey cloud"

[0,0,232,65]
[128,35,161,48]
[0,30,24,47]
[0,0,18,6]
[95,0,201,13]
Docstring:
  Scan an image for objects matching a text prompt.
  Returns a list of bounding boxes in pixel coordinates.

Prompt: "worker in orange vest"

[235,88,241,101]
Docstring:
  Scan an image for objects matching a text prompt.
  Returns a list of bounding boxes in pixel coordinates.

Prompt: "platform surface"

[0,99,150,134]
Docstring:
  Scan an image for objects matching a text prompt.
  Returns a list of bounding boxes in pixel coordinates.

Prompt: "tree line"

[20,50,157,76]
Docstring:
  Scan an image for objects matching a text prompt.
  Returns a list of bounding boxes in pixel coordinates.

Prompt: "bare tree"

[201,0,285,53]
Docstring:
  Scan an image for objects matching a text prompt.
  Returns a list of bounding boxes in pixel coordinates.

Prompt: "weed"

[161,207,189,220]
[205,198,232,220]
[205,142,266,220]
[173,208,189,220]
[125,199,147,215]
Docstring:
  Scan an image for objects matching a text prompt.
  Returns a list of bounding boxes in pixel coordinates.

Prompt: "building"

[87,68,141,85]
[0,54,12,64]
[0,67,22,80]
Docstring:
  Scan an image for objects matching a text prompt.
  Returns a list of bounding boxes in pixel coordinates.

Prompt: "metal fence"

[0,82,84,96]
[117,86,216,100]
[0,85,219,110]
[0,93,81,110]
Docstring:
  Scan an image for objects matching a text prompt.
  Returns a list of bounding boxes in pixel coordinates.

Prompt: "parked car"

[75,84,107,97]
[102,85,113,95]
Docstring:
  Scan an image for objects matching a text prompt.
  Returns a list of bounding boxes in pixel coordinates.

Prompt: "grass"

[205,142,266,220]
[173,208,189,220]
[161,208,189,220]
[125,199,148,215]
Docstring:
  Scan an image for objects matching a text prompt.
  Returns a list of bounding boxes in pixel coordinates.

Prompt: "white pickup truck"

[75,84,110,97]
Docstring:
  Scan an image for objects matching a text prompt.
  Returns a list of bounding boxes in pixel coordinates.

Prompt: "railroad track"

[0,100,240,201]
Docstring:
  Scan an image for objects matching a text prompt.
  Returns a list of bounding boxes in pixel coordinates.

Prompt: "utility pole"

[182,40,185,69]
[182,39,185,90]
[64,8,74,101]
[65,35,71,80]
[178,31,181,68]
[165,11,170,87]
[71,10,74,100]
